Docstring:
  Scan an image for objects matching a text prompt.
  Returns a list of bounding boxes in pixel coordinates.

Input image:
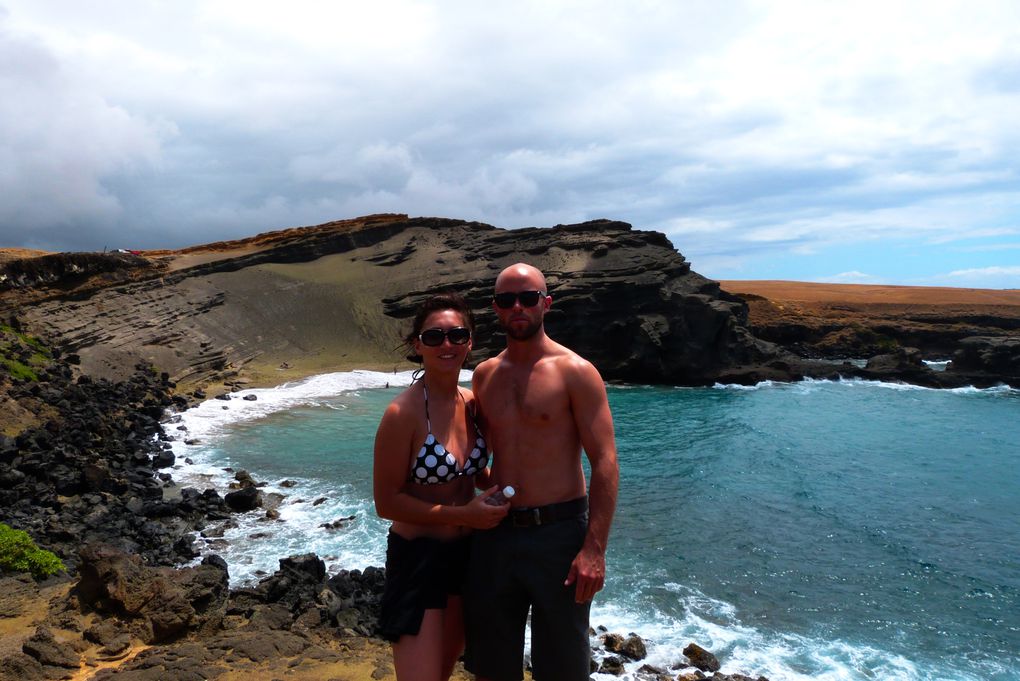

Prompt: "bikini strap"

[422,384,432,433]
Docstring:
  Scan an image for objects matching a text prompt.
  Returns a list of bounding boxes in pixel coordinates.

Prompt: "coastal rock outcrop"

[75,544,229,643]
[3,215,786,388]
[947,336,1020,384]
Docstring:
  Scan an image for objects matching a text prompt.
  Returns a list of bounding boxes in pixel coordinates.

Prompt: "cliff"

[0,215,784,390]
[3,216,1019,392]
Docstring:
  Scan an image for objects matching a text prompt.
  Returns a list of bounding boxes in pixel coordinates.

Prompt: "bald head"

[495,263,547,293]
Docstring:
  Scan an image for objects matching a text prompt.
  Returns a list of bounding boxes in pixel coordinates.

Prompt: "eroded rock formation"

[1,216,787,388]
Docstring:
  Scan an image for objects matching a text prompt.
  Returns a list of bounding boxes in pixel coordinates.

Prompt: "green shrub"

[0,523,65,579]
[1,357,39,381]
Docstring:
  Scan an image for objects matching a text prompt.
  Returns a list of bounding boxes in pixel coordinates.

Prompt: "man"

[464,263,619,681]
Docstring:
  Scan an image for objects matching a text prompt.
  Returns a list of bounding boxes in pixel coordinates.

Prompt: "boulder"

[75,544,228,643]
[683,642,721,672]
[599,655,627,675]
[224,486,261,511]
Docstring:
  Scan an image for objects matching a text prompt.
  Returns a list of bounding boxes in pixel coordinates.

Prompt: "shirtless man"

[464,263,619,681]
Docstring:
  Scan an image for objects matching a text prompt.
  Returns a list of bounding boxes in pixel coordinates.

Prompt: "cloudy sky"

[2,1,1019,287]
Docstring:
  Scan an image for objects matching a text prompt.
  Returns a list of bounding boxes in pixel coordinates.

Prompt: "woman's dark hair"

[403,291,476,363]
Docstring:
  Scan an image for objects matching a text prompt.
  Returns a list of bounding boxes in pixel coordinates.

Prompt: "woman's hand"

[457,485,509,529]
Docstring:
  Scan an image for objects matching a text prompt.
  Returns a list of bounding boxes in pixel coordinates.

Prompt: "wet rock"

[603,632,647,661]
[948,336,1020,384]
[152,450,175,469]
[683,642,721,672]
[233,469,257,488]
[320,515,356,530]
[224,486,261,511]
[599,655,627,675]
[636,663,672,681]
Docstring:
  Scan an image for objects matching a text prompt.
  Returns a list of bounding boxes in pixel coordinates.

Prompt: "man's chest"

[481,370,568,425]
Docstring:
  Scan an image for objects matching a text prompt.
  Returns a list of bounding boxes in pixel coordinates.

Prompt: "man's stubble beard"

[503,318,543,341]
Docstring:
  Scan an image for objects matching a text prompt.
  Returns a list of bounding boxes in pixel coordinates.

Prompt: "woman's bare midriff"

[390,477,476,541]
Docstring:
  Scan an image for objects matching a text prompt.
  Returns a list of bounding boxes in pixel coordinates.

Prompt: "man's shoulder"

[472,354,504,378]
[548,341,596,371]
[547,345,606,391]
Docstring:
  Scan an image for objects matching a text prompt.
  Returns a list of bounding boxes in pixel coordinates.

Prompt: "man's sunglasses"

[419,327,472,347]
[493,290,546,309]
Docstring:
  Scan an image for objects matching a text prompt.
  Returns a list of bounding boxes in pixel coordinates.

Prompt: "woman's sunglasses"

[493,290,546,309]
[419,327,472,347]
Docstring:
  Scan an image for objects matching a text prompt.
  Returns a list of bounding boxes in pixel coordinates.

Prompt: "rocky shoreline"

[1,331,767,681]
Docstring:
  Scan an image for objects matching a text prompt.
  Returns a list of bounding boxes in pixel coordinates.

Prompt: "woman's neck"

[421,370,461,395]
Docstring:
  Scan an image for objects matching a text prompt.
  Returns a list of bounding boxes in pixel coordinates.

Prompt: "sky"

[2,1,1019,288]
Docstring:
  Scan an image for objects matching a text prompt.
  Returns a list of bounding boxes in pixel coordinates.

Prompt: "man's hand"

[564,544,605,603]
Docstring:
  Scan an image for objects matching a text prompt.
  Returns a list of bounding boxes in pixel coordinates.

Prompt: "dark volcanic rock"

[683,642,721,672]
[948,336,1020,384]
[379,218,781,385]
[224,485,261,511]
[0,352,210,571]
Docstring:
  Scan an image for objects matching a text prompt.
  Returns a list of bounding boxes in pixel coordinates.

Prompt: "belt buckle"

[511,508,543,527]
[531,508,542,526]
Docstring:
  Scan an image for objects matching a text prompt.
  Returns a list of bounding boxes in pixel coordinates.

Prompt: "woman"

[373,292,508,681]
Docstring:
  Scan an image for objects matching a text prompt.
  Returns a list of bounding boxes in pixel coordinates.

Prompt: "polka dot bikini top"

[409,385,489,485]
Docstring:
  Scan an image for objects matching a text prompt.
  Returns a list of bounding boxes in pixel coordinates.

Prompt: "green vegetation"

[0,523,65,579]
[0,323,51,382]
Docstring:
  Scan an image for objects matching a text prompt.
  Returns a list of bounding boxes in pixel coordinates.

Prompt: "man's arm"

[563,357,619,603]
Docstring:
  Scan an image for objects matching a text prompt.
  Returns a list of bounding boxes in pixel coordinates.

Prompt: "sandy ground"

[0,577,479,681]
[719,280,1020,305]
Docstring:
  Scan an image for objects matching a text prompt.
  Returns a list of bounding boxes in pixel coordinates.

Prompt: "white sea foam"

[584,591,990,681]
[711,375,1018,396]
[711,380,777,391]
[167,369,467,582]
[169,369,471,442]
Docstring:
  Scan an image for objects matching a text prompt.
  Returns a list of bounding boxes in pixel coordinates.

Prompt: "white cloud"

[1,0,1019,285]
[948,266,1020,278]
[942,266,1020,289]
[817,271,880,284]
[0,14,170,244]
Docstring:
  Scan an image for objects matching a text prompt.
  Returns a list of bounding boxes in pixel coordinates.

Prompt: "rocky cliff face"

[1,216,784,388]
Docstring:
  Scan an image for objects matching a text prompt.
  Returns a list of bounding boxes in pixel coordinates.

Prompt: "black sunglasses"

[419,326,472,347]
[493,290,546,309]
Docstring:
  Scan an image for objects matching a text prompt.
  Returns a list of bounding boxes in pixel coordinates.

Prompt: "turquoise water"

[172,374,1020,680]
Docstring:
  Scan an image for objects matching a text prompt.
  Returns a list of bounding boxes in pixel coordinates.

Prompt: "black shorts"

[463,507,591,681]
[377,531,471,642]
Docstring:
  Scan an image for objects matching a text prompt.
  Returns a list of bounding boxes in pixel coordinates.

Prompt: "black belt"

[503,497,588,528]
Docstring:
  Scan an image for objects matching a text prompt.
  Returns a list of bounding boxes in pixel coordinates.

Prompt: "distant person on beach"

[464,264,620,681]
[373,292,509,681]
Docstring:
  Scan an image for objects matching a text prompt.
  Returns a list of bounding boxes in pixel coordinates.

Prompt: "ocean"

[169,371,1020,680]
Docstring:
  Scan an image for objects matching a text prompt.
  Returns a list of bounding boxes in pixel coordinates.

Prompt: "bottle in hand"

[485,485,516,506]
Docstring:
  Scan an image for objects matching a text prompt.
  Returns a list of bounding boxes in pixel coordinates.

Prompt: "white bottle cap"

[501,485,516,499]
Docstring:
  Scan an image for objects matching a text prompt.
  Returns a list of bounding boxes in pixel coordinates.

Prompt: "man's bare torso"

[473,341,588,507]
